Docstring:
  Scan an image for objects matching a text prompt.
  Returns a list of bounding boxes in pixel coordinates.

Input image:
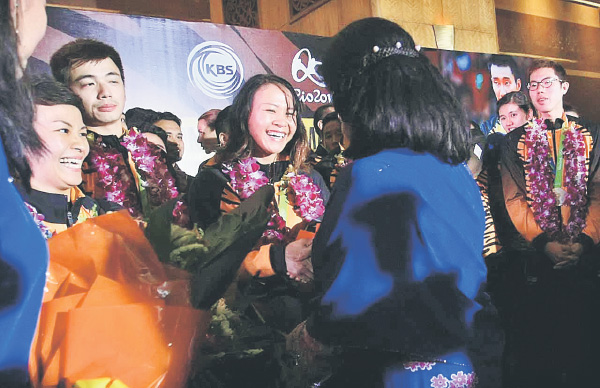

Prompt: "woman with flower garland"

[17,76,121,237]
[187,73,329,385]
[499,59,600,387]
[189,73,329,317]
[284,18,502,388]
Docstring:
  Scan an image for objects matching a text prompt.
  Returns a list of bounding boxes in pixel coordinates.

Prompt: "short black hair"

[50,39,125,85]
[488,54,521,82]
[30,74,84,112]
[321,111,340,129]
[497,91,534,116]
[528,59,567,82]
[125,107,159,130]
[138,124,168,148]
[155,111,181,127]
[321,18,470,164]
[313,103,334,134]
[215,105,231,138]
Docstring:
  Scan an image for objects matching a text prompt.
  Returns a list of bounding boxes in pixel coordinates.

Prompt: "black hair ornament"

[360,41,420,71]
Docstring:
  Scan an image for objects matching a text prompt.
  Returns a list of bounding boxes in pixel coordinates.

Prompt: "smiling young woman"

[187,73,330,385]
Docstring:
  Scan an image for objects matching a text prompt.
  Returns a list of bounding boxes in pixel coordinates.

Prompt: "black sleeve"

[188,167,228,229]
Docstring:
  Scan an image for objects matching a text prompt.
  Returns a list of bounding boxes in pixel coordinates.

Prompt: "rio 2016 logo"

[291,48,326,88]
[187,41,244,99]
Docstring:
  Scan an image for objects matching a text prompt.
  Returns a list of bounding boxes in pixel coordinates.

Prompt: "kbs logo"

[187,41,244,99]
[291,48,326,88]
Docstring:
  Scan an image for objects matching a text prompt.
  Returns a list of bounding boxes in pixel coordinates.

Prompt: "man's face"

[322,120,342,153]
[155,119,184,159]
[68,58,126,127]
[490,64,521,101]
[528,67,569,119]
[316,106,335,131]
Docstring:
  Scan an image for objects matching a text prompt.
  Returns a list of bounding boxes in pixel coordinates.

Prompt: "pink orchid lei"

[89,139,142,217]
[24,202,54,240]
[223,157,325,244]
[122,129,179,211]
[524,118,588,241]
[172,199,192,229]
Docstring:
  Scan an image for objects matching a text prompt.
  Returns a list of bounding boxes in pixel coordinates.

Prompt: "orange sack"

[29,211,210,388]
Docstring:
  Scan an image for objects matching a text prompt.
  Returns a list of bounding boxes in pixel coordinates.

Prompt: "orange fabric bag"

[29,211,210,388]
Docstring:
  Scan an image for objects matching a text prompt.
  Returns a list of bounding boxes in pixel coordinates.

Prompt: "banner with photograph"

[33,7,533,174]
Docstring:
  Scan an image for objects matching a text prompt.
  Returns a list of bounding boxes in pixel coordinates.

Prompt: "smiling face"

[499,102,532,132]
[29,104,88,195]
[68,58,125,133]
[248,83,297,163]
[490,64,521,101]
[528,67,569,120]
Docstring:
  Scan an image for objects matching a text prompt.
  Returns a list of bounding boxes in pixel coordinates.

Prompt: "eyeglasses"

[527,77,563,91]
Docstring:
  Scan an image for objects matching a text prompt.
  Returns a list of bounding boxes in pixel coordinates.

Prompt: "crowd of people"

[1,2,599,388]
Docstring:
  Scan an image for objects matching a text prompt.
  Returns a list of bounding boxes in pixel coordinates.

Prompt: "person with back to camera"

[0,0,49,386]
[284,17,503,388]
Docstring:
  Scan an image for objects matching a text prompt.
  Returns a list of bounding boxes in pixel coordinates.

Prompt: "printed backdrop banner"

[32,7,532,175]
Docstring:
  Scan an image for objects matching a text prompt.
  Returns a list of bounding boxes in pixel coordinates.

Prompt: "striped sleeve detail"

[219,184,241,215]
[477,170,500,257]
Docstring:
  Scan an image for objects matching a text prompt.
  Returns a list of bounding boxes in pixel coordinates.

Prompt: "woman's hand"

[545,241,581,268]
[285,238,314,283]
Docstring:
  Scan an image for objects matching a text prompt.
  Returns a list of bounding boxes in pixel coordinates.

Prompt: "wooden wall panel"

[374,0,497,52]
[47,0,211,21]
[210,0,225,24]
[495,0,600,28]
[496,9,600,72]
[495,3,600,122]
[374,0,443,25]
[258,0,372,36]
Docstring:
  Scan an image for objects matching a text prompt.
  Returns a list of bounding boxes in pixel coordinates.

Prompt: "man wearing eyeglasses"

[499,59,600,386]
[528,62,569,120]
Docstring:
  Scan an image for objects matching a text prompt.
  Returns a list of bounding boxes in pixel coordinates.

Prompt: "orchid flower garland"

[122,129,179,210]
[524,118,588,241]
[89,140,142,218]
[223,157,325,244]
[24,202,54,240]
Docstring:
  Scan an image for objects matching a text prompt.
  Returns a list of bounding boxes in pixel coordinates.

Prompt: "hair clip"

[361,41,419,72]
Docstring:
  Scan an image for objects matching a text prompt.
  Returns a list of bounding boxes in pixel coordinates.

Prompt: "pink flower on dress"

[466,373,475,386]
[450,371,468,387]
[430,374,449,388]
[403,361,435,372]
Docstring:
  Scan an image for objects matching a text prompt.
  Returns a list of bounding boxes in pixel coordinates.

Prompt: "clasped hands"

[285,238,314,283]
[545,241,584,269]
